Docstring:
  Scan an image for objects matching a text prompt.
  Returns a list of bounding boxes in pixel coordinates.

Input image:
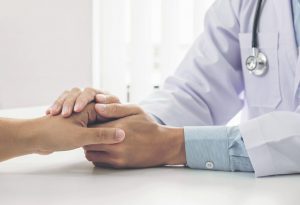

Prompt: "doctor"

[49,0,300,177]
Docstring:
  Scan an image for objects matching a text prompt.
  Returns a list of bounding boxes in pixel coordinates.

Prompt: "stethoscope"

[246,0,268,76]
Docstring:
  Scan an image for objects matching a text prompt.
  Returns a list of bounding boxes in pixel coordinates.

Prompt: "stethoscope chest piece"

[246,49,268,76]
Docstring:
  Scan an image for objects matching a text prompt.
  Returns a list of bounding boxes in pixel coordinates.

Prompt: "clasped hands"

[45,88,186,169]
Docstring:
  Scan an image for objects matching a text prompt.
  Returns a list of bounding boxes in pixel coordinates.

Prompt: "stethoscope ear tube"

[252,0,263,48]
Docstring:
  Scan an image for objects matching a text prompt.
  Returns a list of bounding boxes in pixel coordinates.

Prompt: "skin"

[46,87,120,118]
[48,88,187,168]
[0,104,125,162]
[85,104,186,168]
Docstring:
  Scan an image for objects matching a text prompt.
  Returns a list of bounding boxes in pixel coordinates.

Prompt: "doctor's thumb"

[82,128,126,145]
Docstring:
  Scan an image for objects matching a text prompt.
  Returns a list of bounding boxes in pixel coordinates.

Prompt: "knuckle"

[84,88,98,99]
[68,92,81,100]
[109,104,119,114]
[54,99,64,106]
[71,87,81,92]
[97,130,109,141]
[63,90,70,95]
[77,96,88,105]
[99,89,110,95]
[110,95,120,103]
[58,91,70,100]
[64,96,77,104]
[136,106,144,113]
[84,87,93,91]
[84,87,96,94]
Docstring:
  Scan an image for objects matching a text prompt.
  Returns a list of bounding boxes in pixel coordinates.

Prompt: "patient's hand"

[46,87,120,117]
[0,103,125,162]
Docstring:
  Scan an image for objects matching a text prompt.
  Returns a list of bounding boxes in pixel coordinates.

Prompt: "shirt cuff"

[184,126,231,171]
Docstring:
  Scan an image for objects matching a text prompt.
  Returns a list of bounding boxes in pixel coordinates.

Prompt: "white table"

[0,107,299,205]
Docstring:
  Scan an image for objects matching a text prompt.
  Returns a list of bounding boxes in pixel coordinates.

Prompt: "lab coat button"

[205,161,214,169]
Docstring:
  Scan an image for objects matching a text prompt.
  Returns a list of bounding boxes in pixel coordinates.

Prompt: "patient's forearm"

[0,118,34,162]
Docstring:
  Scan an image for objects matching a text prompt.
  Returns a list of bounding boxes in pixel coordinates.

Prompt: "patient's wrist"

[10,117,51,155]
[15,119,41,155]
[22,116,53,155]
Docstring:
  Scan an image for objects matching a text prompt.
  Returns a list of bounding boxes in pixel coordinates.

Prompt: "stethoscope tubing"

[252,0,263,48]
[246,0,268,76]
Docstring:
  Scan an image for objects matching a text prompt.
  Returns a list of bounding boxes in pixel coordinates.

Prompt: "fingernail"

[96,94,106,103]
[74,104,81,112]
[95,104,106,113]
[62,107,69,116]
[115,129,125,141]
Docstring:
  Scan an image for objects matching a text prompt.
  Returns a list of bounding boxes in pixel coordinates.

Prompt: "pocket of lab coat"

[239,32,282,108]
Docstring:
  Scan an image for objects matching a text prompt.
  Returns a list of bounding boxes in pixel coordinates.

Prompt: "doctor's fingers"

[93,94,121,122]
[85,152,122,168]
[73,88,105,113]
[95,103,143,119]
[85,151,109,162]
[95,94,121,104]
[80,128,126,146]
[83,144,117,152]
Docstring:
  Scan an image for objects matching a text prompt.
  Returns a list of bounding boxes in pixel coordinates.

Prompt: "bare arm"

[0,104,125,162]
[0,118,35,161]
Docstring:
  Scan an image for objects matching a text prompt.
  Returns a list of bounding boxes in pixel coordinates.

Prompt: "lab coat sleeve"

[140,0,244,126]
[240,112,300,177]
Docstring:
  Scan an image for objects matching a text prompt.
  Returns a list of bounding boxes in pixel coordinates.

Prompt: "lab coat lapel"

[272,0,297,52]
[273,0,299,98]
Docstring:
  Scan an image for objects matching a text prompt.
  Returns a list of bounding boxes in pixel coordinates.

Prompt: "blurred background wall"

[0,0,92,109]
[0,0,213,109]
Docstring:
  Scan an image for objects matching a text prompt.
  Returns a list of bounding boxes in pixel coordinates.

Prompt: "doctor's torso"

[236,0,300,119]
[141,0,300,127]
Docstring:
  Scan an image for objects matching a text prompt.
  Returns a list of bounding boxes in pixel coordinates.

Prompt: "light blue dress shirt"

[153,0,300,173]
[153,114,254,172]
[184,126,253,172]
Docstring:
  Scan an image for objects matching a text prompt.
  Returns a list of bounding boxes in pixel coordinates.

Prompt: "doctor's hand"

[46,87,120,117]
[84,104,186,168]
[29,103,125,155]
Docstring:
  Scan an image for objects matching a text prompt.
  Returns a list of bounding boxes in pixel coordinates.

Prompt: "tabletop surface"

[0,107,299,205]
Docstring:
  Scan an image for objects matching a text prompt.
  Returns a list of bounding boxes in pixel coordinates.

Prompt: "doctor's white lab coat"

[141,0,300,177]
